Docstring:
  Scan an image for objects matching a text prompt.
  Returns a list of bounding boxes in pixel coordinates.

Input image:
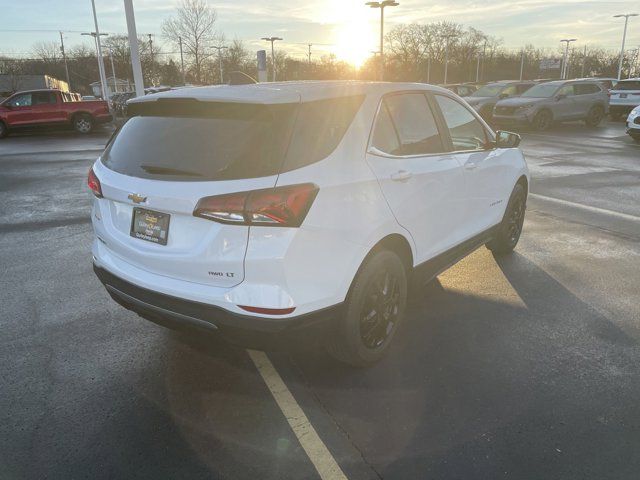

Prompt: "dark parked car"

[465,81,537,122]
[441,83,477,97]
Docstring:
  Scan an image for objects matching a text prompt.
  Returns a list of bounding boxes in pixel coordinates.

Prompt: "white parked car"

[89,81,529,366]
[627,105,640,143]
[609,78,640,119]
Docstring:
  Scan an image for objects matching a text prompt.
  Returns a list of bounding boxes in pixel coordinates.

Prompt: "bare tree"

[162,0,217,83]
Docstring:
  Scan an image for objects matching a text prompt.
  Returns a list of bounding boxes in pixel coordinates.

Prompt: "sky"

[1,0,638,66]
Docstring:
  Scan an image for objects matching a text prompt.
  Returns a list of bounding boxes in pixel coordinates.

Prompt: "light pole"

[82,31,110,97]
[261,37,282,81]
[59,31,70,88]
[212,45,228,84]
[441,34,457,84]
[614,14,639,80]
[365,1,399,81]
[108,48,117,87]
[87,0,109,101]
[560,38,577,79]
[123,0,145,97]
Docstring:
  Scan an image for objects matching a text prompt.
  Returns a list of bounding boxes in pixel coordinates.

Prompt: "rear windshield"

[614,81,640,91]
[102,95,364,181]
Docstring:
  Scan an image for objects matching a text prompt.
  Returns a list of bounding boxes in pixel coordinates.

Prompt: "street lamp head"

[614,13,639,18]
[381,0,399,6]
[365,2,381,7]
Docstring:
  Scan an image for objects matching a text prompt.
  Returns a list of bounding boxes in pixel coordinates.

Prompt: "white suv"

[609,78,640,119]
[90,81,529,366]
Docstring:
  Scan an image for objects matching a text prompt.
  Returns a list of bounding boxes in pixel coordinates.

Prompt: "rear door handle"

[391,170,412,182]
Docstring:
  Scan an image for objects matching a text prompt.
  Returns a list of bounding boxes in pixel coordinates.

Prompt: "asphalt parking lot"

[1,121,639,479]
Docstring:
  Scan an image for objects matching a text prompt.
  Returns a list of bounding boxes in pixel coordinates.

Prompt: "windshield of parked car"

[521,83,561,98]
[613,80,640,91]
[102,96,364,181]
[470,84,506,97]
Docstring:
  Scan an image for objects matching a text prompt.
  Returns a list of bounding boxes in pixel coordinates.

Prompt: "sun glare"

[329,4,376,68]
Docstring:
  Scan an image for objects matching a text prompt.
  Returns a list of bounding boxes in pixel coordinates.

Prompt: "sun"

[330,6,376,68]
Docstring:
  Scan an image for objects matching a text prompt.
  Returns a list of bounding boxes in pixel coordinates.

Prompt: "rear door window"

[32,92,57,105]
[377,93,444,155]
[575,84,601,95]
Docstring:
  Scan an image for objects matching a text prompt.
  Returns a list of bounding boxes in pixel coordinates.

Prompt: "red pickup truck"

[0,89,112,138]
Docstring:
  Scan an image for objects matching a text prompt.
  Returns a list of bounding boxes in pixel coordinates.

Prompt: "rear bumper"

[94,264,341,337]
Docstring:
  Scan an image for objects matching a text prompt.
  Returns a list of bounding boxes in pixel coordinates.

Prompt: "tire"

[532,110,552,131]
[585,105,604,127]
[486,183,527,255]
[327,250,408,367]
[73,113,93,134]
[0,121,7,139]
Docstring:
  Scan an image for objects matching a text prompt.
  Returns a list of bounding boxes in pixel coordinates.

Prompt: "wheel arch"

[71,111,93,122]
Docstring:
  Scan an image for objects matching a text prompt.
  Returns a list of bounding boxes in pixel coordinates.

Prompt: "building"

[0,74,69,98]
[90,76,132,99]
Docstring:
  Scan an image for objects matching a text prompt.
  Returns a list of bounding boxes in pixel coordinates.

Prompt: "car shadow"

[277,250,640,479]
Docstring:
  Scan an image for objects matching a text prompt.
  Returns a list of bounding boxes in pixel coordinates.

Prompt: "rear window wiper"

[139,165,205,177]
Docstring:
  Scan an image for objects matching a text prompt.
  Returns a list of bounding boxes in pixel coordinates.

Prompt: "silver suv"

[493,80,609,130]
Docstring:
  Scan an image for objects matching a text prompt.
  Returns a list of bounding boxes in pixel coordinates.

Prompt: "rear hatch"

[95,98,297,288]
[610,80,640,106]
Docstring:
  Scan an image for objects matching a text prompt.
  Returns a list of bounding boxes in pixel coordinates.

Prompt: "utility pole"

[59,31,70,88]
[123,0,145,97]
[109,48,117,89]
[261,36,282,81]
[147,33,154,85]
[475,50,481,82]
[82,31,109,96]
[308,43,312,64]
[614,14,639,80]
[442,34,457,84]
[480,40,487,82]
[365,1,399,81]
[519,49,525,80]
[427,56,431,83]
[178,36,185,85]
[581,44,587,77]
[89,0,109,100]
[212,45,228,84]
[560,38,577,79]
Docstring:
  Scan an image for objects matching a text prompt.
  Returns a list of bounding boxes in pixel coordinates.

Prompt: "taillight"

[88,168,103,198]
[194,183,318,227]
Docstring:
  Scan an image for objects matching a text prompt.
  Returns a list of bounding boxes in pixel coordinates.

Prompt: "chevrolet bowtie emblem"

[128,193,147,204]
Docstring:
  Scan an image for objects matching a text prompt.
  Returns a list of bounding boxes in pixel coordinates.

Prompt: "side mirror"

[555,94,567,101]
[495,130,521,149]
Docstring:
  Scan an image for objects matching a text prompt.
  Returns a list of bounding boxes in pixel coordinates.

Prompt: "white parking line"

[248,349,348,480]
[529,193,640,223]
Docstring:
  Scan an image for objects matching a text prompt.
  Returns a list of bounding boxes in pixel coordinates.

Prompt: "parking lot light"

[614,14,639,80]
[560,38,577,79]
[365,1,399,81]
